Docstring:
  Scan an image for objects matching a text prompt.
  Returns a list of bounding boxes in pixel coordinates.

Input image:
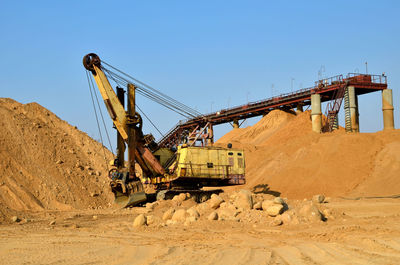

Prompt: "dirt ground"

[1,198,400,265]
[1,99,400,264]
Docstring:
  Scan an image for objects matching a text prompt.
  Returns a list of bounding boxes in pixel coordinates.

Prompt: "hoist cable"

[136,104,164,138]
[85,71,111,171]
[88,73,114,154]
[101,61,201,117]
[102,68,194,118]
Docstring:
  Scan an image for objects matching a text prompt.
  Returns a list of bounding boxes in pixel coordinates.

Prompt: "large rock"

[312,194,325,204]
[262,200,274,211]
[218,207,239,221]
[208,194,224,209]
[133,214,146,227]
[273,197,285,205]
[299,203,323,222]
[162,208,175,221]
[253,201,262,210]
[187,207,200,218]
[146,215,155,225]
[233,190,253,210]
[171,209,187,222]
[196,202,210,215]
[266,204,284,217]
[208,211,218,220]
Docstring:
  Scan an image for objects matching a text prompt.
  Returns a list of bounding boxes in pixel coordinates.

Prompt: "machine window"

[207,162,214,168]
[228,152,234,156]
[237,153,242,156]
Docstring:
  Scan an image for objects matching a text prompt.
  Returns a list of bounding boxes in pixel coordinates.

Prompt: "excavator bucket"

[111,180,147,208]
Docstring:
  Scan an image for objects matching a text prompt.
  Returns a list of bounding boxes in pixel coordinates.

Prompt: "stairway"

[322,83,347,132]
[343,87,352,132]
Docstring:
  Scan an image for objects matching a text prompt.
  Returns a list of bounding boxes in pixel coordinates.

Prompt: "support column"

[311,94,322,133]
[348,86,359,132]
[233,119,239,129]
[382,89,395,130]
[207,123,214,145]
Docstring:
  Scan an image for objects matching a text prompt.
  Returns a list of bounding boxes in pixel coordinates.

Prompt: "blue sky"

[1,1,399,152]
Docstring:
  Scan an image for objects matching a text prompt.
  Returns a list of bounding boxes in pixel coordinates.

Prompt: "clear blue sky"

[1,1,399,152]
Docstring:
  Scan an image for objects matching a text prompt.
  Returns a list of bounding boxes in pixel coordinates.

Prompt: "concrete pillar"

[348,86,359,132]
[233,119,239,129]
[207,124,214,145]
[296,103,303,113]
[382,89,395,130]
[311,94,322,133]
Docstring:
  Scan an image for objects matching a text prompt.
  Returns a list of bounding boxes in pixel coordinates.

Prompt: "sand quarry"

[1,97,400,264]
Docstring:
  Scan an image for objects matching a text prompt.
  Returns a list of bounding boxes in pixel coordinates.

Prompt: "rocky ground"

[2,191,400,264]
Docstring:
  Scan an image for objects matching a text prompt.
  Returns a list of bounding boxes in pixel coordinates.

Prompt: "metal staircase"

[322,81,348,132]
[343,87,352,132]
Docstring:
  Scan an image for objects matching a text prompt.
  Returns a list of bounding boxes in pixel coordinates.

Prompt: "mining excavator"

[83,53,245,207]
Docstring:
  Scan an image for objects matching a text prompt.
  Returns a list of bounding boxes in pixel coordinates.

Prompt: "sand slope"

[217,110,400,199]
[0,98,114,221]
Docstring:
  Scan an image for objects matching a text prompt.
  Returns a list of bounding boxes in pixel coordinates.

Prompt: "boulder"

[233,190,253,210]
[253,201,262,210]
[262,200,274,211]
[312,194,325,204]
[299,203,323,222]
[273,197,285,205]
[133,214,146,227]
[218,207,239,221]
[266,204,284,217]
[171,209,187,222]
[208,211,218,221]
[162,208,175,221]
[146,215,155,225]
[187,207,200,218]
[208,194,224,209]
[196,202,210,215]
[11,216,20,223]
[271,218,283,226]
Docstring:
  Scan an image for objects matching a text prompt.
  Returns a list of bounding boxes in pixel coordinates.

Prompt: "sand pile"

[217,109,400,199]
[0,98,114,222]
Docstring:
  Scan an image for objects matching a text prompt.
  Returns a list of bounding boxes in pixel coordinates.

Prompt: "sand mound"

[217,110,400,199]
[0,98,114,222]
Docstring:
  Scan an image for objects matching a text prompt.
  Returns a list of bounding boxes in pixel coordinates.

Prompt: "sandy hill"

[0,98,114,222]
[217,109,400,199]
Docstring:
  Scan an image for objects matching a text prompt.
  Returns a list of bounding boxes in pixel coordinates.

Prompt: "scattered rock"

[273,197,285,205]
[208,194,224,209]
[11,216,20,223]
[271,218,283,226]
[146,201,159,211]
[133,214,146,227]
[166,220,177,225]
[146,215,155,225]
[218,207,239,221]
[233,189,253,210]
[313,194,325,204]
[262,200,274,210]
[56,160,63,164]
[187,207,200,218]
[299,203,323,222]
[196,202,210,215]
[90,192,99,197]
[266,204,284,217]
[208,211,218,221]
[49,220,56,226]
[172,209,187,222]
[162,208,175,221]
[253,201,262,210]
